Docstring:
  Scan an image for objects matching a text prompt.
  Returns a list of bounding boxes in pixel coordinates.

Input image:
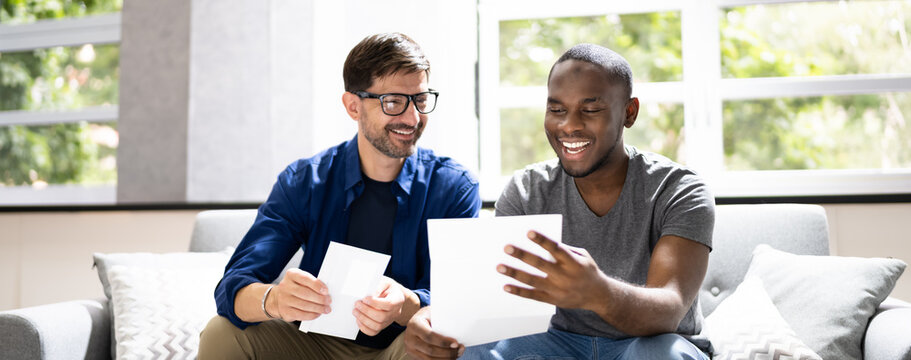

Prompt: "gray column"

[117,0,192,203]
[117,0,314,203]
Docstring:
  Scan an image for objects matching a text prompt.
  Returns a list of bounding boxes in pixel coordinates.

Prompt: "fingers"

[497,264,544,288]
[405,307,463,360]
[286,268,329,295]
[361,296,394,313]
[527,230,575,263]
[354,307,384,336]
[281,304,325,321]
[502,282,550,303]
[504,243,555,272]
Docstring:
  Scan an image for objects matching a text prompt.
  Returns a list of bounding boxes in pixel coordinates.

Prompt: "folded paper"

[299,241,391,339]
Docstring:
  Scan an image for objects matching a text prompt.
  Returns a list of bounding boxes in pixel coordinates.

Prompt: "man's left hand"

[498,230,609,310]
[353,276,409,336]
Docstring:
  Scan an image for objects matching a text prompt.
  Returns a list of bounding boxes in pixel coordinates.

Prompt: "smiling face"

[357,70,429,159]
[545,59,637,178]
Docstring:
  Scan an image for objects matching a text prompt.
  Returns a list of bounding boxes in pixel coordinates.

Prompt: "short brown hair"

[343,33,430,92]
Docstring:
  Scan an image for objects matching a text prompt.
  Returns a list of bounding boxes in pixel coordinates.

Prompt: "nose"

[397,102,421,127]
[560,110,584,134]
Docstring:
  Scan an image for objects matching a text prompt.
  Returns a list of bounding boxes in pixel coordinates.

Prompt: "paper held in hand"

[427,214,562,346]
[298,241,391,340]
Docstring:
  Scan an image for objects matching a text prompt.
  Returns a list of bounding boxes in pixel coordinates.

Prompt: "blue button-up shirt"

[215,135,480,347]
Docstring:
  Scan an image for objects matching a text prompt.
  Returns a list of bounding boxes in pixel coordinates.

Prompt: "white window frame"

[0,13,121,205]
[479,0,911,201]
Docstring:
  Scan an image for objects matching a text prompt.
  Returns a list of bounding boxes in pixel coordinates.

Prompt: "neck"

[572,146,630,217]
[356,133,406,182]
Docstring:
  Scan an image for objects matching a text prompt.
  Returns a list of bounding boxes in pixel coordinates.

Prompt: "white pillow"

[97,250,231,359]
[703,276,821,360]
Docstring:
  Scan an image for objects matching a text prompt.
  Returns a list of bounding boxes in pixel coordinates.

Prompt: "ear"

[342,92,362,121]
[623,97,639,128]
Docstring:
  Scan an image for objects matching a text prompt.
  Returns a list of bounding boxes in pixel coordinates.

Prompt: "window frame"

[0,13,121,205]
[479,0,911,201]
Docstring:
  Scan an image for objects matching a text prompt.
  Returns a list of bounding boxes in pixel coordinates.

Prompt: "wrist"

[584,272,613,315]
[262,284,278,319]
[395,287,421,326]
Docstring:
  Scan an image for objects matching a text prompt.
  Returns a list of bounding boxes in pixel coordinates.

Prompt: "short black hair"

[548,43,633,99]
[343,32,430,92]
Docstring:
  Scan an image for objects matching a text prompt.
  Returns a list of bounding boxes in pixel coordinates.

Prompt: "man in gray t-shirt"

[403,43,714,360]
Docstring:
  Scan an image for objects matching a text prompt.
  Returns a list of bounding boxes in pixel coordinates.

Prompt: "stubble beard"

[361,119,423,159]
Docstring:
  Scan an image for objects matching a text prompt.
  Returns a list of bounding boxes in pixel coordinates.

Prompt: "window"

[0,0,122,204]
[479,0,911,200]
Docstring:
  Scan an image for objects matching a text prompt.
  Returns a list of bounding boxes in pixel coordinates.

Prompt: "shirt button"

[710,287,721,296]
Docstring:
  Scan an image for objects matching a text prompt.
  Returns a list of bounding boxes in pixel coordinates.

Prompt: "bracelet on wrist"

[262,285,277,319]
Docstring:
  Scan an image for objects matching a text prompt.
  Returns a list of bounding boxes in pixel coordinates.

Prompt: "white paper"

[427,214,562,346]
[298,242,391,339]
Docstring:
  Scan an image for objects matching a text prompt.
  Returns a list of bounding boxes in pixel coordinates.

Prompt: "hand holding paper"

[427,214,562,346]
[267,268,331,321]
[499,230,609,311]
[299,242,391,340]
[353,276,406,336]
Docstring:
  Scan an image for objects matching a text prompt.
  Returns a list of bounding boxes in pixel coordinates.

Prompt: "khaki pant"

[198,316,409,360]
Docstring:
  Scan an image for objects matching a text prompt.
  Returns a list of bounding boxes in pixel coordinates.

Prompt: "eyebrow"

[581,97,603,104]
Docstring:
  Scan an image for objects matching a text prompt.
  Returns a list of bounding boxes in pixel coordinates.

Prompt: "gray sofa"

[2,204,910,359]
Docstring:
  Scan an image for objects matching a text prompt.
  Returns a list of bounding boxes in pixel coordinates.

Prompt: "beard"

[361,119,424,159]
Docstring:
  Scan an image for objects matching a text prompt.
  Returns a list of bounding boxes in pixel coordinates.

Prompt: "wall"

[0,210,200,311]
[1,203,909,312]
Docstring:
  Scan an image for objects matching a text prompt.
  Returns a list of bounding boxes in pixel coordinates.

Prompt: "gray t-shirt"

[495,145,715,340]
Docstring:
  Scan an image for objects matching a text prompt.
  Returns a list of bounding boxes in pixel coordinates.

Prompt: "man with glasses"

[199,32,480,359]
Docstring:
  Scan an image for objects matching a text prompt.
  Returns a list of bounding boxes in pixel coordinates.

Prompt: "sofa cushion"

[702,276,821,360]
[701,204,830,317]
[94,249,231,359]
[745,244,906,360]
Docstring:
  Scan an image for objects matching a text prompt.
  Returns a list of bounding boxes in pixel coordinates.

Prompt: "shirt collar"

[343,134,417,196]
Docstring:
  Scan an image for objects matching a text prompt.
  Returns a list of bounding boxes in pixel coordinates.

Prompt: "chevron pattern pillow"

[702,276,821,360]
[104,251,230,359]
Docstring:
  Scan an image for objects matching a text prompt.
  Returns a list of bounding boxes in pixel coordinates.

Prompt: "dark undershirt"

[345,176,396,255]
[344,175,399,348]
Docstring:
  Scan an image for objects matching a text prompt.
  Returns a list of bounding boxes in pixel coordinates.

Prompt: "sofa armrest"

[0,299,111,360]
[864,297,911,360]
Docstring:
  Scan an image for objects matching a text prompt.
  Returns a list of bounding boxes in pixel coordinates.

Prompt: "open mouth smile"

[562,140,591,155]
[390,128,415,135]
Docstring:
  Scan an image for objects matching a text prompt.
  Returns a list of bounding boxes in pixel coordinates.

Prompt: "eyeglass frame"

[349,89,440,116]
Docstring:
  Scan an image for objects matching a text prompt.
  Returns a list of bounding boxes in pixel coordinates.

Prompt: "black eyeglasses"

[350,90,439,116]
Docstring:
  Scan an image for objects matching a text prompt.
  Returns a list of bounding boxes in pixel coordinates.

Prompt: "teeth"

[391,129,415,135]
[561,141,590,154]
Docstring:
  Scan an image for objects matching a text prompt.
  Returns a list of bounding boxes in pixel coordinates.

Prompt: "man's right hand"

[266,268,332,321]
[403,306,464,360]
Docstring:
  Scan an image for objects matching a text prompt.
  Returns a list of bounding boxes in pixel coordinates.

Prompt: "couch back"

[700,204,829,315]
[189,204,831,316]
[190,209,304,283]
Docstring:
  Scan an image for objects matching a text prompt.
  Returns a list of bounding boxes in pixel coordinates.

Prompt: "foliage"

[499,12,684,175]
[0,0,121,186]
[499,1,911,175]
[1,0,122,24]
[721,1,911,170]
[500,12,682,87]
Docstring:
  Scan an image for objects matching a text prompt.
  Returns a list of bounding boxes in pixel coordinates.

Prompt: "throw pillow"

[703,276,821,360]
[94,250,232,359]
[744,244,906,360]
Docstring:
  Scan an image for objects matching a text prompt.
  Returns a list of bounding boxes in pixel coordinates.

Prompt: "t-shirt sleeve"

[494,171,528,216]
[657,171,715,251]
